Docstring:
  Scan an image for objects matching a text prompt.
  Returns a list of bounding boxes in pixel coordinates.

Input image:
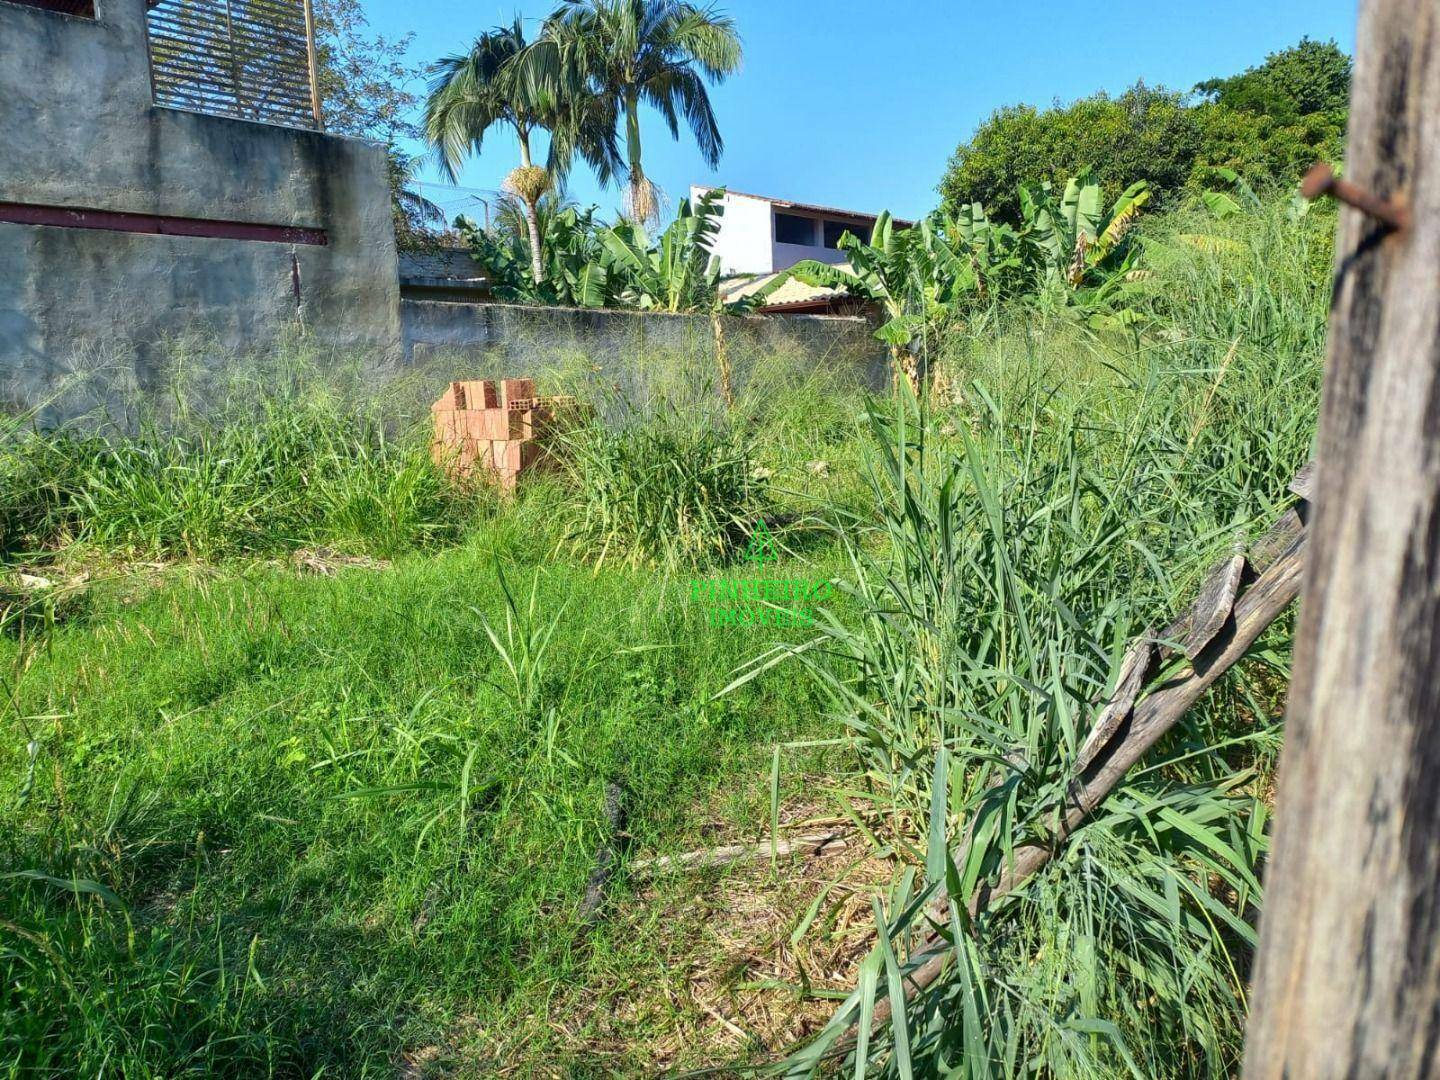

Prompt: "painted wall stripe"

[0,201,327,245]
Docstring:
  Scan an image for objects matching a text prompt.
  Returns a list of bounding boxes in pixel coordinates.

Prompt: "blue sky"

[368,0,1358,224]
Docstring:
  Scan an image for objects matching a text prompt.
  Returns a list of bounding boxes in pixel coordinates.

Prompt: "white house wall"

[691,186,775,274]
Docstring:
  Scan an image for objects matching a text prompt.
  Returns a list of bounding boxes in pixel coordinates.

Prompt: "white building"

[689,186,908,276]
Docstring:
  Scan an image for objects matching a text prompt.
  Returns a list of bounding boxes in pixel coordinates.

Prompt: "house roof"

[720,267,862,312]
[696,186,914,227]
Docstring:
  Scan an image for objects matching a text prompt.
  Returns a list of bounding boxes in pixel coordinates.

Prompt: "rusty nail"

[1301,162,1409,231]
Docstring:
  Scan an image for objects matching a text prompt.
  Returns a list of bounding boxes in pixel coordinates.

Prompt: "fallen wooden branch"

[578,780,628,923]
[857,464,1312,1042]
[628,831,850,881]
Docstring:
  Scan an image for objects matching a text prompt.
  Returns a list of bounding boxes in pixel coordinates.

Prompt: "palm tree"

[523,0,742,226]
[424,18,618,284]
[387,149,448,251]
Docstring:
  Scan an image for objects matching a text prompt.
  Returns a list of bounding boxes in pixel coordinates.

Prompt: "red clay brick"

[431,378,584,490]
[433,382,466,411]
[461,380,498,409]
[464,409,509,440]
[501,378,535,407]
[508,408,536,439]
[500,440,540,471]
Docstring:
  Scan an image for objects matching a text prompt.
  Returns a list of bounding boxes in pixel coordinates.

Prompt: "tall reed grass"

[741,196,1330,1077]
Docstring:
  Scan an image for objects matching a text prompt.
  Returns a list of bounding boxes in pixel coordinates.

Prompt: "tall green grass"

[557,416,766,568]
[542,336,872,570]
[0,350,481,562]
[742,195,1330,1077]
[0,331,867,1075]
[0,527,841,1074]
[0,327,871,569]
[0,194,1332,1075]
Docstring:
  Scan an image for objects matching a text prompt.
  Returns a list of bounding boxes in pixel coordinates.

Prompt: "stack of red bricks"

[430,378,579,489]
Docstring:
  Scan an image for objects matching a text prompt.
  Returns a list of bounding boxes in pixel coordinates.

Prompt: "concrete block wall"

[0,0,401,413]
[0,0,885,423]
[401,300,890,395]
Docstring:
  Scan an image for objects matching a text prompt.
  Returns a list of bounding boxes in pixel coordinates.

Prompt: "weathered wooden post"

[302,0,324,130]
[1242,1,1440,1076]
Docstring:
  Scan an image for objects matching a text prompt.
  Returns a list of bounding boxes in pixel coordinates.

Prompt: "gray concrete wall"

[401,299,889,423]
[0,0,400,413]
[402,299,888,384]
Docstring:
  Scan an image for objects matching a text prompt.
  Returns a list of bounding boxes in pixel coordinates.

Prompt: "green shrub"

[939,85,1202,222]
[557,417,766,569]
[938,39,1350,221]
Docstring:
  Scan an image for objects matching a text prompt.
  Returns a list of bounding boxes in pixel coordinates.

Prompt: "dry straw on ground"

[417,799,904,1076]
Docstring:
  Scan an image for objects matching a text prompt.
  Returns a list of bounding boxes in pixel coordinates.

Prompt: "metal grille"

[146,0,322,130]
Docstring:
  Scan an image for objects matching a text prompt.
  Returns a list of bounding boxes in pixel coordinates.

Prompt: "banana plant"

[1194,165,1263,220]
[598,188,729,313]
[1017,170,1152,323]
[945,202,1028,302]
[597,190,790,407]
[787,211,982,391]
[545,206,613,306]
[458,202,618,308]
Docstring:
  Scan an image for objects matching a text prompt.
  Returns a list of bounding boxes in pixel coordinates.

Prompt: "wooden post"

[222,0,243,119]
[302,0,324,131]
[1242,1,1440,1076]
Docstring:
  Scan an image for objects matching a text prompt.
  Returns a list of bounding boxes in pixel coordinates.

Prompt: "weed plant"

[743,196,1330,1077]
[556,415,765,569]
[0,348,483,562]
[0,195,1333,1075]
[0,329,863,1074]
[0,527,841,1073]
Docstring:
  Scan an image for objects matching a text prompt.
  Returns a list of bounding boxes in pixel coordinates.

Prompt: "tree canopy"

[939,38,1351,222]
[1195,36,1351,122]
[311,0,446,247]
[520,0,743,224]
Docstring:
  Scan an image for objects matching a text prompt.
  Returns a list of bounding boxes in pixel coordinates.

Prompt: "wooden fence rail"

[851,465,1313,1047]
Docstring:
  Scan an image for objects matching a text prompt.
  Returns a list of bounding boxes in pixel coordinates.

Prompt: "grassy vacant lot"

[1,198,1329,1076]
[4,522,851,1074]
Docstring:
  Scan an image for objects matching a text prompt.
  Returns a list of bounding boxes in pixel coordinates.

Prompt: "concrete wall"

[401,300,889,393]
[0,0,401,411]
